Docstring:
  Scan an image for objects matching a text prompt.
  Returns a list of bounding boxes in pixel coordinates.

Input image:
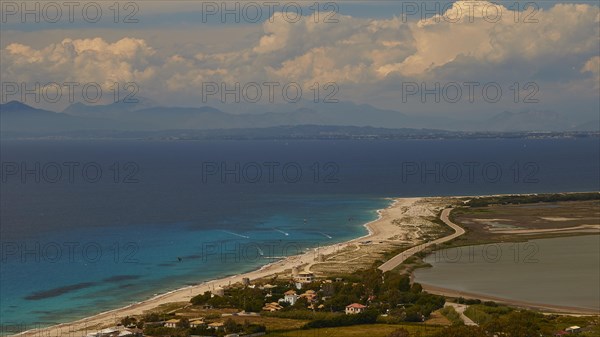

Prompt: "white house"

[164,319,180,328]
[208,322,225,331]
[345,303,367,315]
[280,290,299,306]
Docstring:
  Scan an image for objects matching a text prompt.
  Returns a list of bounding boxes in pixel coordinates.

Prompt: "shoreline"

[13,194,600,336]
[420,283,600,316]
[14,197,406,337]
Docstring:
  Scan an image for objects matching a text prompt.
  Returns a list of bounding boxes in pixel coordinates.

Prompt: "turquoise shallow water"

[1,138,598,332]
[0,193,389,330]
[414,235,600,311]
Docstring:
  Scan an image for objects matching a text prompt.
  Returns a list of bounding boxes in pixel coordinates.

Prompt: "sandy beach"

[14,195,599,336]
[15,197,428,337]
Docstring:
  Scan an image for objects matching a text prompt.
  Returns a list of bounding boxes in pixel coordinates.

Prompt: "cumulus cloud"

[1,1,598,108]
[2,37,157,86]
[582,56,600,76]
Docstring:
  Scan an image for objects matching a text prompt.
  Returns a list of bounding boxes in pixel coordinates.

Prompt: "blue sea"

[1,138,598,332]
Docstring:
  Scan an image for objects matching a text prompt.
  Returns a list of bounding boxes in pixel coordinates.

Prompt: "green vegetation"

[463,303,512,325]
[466,192,599,207]
[191,287,266,312]
[121,270,600,337]
[439,306,463,326]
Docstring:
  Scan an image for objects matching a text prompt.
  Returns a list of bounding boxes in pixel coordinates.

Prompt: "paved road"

[378,207,465,272]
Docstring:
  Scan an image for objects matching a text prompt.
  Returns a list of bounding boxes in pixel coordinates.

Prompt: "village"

[78,267,596,337]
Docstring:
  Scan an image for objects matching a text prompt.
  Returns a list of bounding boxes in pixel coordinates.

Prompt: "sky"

[1,0,599,123]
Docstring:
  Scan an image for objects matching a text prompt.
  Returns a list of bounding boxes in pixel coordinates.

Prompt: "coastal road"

[378,207,465,272]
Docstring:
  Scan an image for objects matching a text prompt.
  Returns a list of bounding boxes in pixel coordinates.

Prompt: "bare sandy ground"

[15,197,426,337]
[493,224,600,235]
[378,207,464,272]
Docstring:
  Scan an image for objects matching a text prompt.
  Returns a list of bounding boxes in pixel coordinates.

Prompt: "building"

[261,283,277,290]
[189,319,206,328]
[86,328,119,337]
[164,319,180,328]
[566,326,581,333]
[345,303,367,315]
[208,322,225,331]
[86,328,141,337]
[279,290,299,305]
[300,289,318,303]
[295,272,314,283]
[212,286,225,297]
[554,326,582,335]
[262,302,283,311]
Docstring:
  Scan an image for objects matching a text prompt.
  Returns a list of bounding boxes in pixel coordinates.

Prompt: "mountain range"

[1,100,598,136]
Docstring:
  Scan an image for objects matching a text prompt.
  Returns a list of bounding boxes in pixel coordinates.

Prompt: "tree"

[141,312,160,323]
[398,275,411,292]
[120,316,136,327]
[410,282,423,293]
[224,318,238,333]
[404,306,423,322]
[291,296,309,310]
[177,317,190,329]
[485,311,540,337]
[190,291,212,305]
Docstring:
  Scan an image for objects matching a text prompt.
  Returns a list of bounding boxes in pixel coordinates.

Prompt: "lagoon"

[414,235,600,311]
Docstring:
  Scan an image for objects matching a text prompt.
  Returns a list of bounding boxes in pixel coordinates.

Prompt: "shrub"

[440,306,463,326]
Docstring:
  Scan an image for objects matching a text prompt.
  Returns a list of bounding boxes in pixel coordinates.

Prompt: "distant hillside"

[0,101,119,133]
[1,123,597,141]
[2,101,598,135]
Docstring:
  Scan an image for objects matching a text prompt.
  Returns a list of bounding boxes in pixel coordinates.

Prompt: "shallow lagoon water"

[414,235,600,311]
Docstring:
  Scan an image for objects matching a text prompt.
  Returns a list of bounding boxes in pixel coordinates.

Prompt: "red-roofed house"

[345,303,367,315]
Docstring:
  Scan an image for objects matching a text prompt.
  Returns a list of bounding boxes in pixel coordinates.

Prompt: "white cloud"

[1,1,598,110]
[582,56,600,76]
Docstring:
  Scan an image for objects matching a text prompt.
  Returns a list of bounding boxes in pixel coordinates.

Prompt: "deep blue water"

[1,138,598,331]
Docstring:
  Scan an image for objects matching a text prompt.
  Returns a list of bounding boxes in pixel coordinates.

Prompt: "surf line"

[222,230,250,239]
[318,232,332,239]
[274,229,290,236]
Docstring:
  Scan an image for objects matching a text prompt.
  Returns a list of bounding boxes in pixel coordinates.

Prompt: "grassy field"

[214,315,309,331]
[263,324,443,337]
